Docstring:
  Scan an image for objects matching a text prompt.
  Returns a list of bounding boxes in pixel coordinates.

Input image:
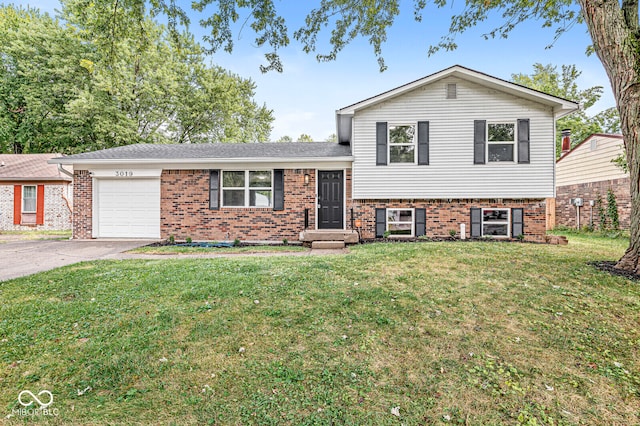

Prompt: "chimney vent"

[561,129,571,156]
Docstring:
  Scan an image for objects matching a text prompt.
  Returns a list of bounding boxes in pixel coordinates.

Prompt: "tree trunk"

[579,0,640,272]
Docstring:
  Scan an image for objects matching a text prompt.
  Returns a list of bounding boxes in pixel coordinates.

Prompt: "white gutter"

[57,163,74,179]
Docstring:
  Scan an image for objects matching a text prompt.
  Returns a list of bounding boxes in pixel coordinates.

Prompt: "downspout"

[57,164,74,214]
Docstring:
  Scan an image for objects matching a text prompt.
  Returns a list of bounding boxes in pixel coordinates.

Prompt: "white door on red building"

[95,178,160,238]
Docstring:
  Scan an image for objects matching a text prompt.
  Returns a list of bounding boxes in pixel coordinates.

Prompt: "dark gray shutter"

[474,120,486,164]
[415,208,426,237]
[518,119,530,164]
[273,169,284,211]
[512,208,524,238]
[417,121,429,165]
[470,208,482,237]
[376,122,387,166]
[209,170,219,210]
[375,208,386,237]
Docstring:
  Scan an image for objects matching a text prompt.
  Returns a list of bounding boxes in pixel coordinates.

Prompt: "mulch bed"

[589,261,640,281]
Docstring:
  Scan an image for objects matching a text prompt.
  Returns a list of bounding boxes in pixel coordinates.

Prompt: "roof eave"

[0,177,72,182]
[48,156,354,166]
[554,102,581,119]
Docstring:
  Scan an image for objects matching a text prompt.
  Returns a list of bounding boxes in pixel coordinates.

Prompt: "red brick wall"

[556,178,630,230]
[71,166,547,242]
[73,170,92,239]
[349,199,547,242]
[160,169,319,241]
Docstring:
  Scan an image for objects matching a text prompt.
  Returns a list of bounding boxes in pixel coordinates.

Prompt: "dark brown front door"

[318,170,344,229]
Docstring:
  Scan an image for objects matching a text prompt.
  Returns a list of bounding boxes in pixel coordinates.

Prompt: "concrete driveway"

[0,239,153,282]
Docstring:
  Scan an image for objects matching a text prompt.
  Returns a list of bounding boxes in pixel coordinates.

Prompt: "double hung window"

[222,171,272,207]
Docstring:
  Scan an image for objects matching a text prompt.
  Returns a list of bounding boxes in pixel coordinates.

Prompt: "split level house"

[50,65,579,243]
[0,154,73,231]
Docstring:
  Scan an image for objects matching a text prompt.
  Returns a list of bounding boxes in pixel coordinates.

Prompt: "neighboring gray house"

[0,154,73,231]
[51,65,578,243]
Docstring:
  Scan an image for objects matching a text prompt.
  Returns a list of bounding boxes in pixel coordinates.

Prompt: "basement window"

[387,209,414,236]
[482,208,510,237]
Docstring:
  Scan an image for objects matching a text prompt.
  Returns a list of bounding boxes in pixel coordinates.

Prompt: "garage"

[94,177,161,238]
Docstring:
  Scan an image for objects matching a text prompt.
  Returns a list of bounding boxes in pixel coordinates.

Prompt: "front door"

[318,170,344,229]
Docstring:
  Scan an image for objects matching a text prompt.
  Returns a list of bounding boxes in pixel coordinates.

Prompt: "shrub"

[607,188,620,231]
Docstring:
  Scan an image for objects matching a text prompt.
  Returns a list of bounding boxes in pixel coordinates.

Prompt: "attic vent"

[590,139,598,151]
[446,83,457,99]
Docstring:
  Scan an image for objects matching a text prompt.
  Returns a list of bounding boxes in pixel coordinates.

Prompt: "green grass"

[0,230,71,240]
[1,235,639,424]
[129,244,307,255]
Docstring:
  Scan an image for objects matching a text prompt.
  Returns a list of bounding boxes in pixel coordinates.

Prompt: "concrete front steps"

[300,230,359,250]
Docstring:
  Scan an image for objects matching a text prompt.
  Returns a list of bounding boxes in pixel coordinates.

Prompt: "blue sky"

[9,1,614,141]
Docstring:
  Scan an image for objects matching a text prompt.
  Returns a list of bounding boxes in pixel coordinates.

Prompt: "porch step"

[300,230,359,244]
[311,241,345,250]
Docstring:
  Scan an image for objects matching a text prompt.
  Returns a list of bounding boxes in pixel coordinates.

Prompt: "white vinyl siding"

[556,135,627,187]
[351,77,556,199]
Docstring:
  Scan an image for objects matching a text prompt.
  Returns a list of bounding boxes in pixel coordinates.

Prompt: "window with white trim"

[22,185,37,213]
[482,208,510,237]
[222,171,272,207]
[487,122,515,162]
[389,124,416,163]
[387,209,414,236]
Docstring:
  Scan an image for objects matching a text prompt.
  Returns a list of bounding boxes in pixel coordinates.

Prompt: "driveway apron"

[0,240,153,281]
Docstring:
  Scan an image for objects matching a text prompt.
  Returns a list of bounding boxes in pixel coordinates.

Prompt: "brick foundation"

[556,178,630,230]
[349,199,547,242]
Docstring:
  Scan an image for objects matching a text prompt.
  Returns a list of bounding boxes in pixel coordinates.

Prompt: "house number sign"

[115,170,134,177]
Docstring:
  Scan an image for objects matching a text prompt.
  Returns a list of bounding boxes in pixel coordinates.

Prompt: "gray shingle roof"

[52,142,352,162]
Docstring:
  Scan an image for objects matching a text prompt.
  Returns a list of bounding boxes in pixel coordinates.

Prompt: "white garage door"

[96,178,160,238]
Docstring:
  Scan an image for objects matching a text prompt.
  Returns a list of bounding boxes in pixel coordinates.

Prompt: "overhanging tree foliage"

[0,3,273,154]
[511,63,620,157]
[147,0,640,273]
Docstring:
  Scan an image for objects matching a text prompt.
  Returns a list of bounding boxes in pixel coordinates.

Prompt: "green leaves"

[512,63,620,156]
[0,2,273,154]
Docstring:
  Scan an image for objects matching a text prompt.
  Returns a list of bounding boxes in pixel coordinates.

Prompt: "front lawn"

[1,235,638,424]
